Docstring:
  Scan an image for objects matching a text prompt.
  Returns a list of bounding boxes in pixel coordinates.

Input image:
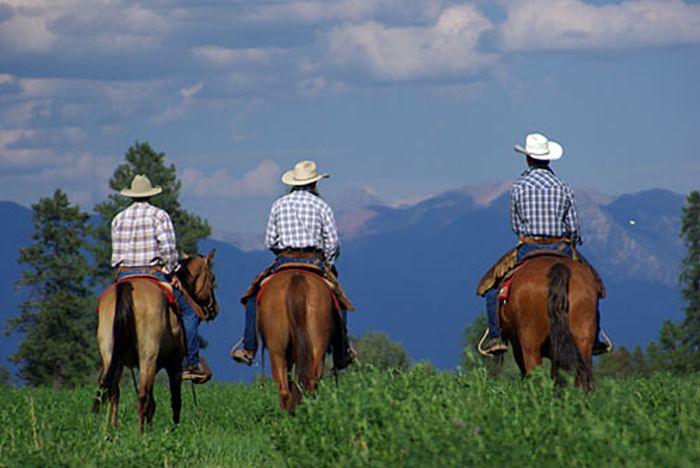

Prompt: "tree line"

[2,143,699,386]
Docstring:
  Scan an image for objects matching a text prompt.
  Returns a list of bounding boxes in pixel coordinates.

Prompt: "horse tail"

[286,273,313,389]
[547,263,593,390]
[101,282,136,390]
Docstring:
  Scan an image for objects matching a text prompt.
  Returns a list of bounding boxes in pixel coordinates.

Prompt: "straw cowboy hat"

[120,174,163,198]
[281,160,330,186]
[514,133,563,161]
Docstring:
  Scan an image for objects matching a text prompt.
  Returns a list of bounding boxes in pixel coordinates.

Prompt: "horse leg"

[270,352,294,411]
[522,348,543,374]
[107,365,123,428]
[137,361,157,433]
[166,360,182,425]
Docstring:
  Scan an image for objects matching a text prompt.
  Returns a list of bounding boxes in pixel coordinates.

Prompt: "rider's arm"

[509,186,522,237]
[321,203,339,265]
[566,188,582,245]
[264,201,279,251]
[155,211,178,274]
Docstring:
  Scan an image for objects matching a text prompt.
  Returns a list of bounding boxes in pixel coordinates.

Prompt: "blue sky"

[1,0,698,234]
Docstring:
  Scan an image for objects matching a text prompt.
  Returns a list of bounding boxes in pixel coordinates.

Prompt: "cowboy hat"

[514,133,563,161]
[281,160,330,186]
[120,174,163,198]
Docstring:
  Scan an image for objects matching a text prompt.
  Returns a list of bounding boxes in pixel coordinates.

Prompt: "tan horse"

[500,254,596,391]
[257,269,336,411]
[93,250,218,432]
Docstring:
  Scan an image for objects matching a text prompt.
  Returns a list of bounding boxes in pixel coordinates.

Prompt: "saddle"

[476,246,606,298]
[241,258,355,312]
[96,274,178,313]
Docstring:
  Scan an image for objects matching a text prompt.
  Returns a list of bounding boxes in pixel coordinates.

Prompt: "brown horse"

[93,250,218,432]
[499,253,596,391]
[257,269,336,411]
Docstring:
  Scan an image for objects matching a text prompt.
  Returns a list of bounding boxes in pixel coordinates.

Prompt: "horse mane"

[286,273,313,388]
[547,262,594,391]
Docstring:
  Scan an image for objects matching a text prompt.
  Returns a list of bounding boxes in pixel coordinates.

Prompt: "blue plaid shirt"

[510,167,581,244]
[265,188,340,264]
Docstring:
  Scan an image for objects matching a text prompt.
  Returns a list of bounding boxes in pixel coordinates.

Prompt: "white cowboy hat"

[281,160,330,186]
[120,174,163,198]
[514,133,563,161]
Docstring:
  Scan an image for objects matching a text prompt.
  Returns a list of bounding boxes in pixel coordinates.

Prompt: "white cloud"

[326,5,495,80]
[192,46,280,67]
[498,0,700,51]
[181,160,281,199]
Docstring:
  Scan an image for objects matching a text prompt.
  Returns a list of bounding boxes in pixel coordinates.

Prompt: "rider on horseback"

[230,160,355,369]
[478,133,611,356]
[111,174,211,382]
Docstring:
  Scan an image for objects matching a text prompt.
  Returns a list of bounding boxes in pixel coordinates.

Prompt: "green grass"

[1,368,700,467]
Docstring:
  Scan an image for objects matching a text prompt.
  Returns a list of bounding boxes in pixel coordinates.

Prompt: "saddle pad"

[97,275,176,312]
[256,269,341,313]
[497,265,523,303]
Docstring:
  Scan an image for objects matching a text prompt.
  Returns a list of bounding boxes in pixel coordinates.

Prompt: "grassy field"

[1,366,699,467]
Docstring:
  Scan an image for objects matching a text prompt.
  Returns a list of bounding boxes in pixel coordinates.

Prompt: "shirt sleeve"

[264,202,279,251]
[321,204,340,264]
[509,186,521,237]
[565,187,582,245]
[155,211,178,273]
[110,215,121,267]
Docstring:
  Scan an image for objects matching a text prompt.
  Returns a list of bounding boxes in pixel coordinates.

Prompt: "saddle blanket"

[96,275,177,313]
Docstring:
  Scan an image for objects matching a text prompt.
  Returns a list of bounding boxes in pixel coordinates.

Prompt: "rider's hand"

[170,275,183,290]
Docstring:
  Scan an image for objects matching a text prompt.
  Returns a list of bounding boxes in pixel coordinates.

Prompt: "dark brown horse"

[257,269,336,411]
[499,254,596,391]
[93,250,218,432]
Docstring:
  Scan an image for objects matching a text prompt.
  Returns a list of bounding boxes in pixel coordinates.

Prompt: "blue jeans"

[242,256,347,354]
[116,269,200,366]
[485,242,578,339]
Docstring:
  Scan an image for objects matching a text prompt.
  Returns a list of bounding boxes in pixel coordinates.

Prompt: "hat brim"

[120,186,163,198]
[514,141,563,161]
[281,171,330,186]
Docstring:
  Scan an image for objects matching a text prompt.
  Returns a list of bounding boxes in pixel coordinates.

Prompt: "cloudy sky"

[1,0,698,235]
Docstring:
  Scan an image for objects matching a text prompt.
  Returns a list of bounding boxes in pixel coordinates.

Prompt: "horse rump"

[547,262,593,390]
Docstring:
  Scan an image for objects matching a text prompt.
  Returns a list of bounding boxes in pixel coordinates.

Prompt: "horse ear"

[207,248,216,263]
[180,250,190,260]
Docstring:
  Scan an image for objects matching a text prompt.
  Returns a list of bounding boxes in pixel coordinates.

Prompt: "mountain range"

[0,183,688,383]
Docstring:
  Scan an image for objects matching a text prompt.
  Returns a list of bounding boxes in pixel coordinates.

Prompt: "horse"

[93,250,218,432]
[257,269,337,411]
[498,253,597,391]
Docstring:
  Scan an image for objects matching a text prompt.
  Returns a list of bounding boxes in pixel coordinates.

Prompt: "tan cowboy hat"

[281,160,330,186]
[514,133,563,161]
[120,174,163,198]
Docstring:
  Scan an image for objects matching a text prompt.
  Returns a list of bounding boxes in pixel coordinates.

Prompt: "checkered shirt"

[111,202,179,273]
[510,167,582,244]
[265,189,340,264]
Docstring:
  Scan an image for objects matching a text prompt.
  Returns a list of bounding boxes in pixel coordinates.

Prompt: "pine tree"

[92,142,211,283]
[679,191,700,370]
[5,190,97,387]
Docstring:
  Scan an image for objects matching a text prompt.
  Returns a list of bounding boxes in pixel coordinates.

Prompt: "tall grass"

[1,368,699,466]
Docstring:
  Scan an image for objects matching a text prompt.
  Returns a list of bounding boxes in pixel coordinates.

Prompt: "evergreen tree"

[679,191,700,369]
[354,331,410,371]
[5,190,97,387]
[92,142,211,283]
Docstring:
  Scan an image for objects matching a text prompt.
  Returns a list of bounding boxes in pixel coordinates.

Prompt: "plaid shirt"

[510,167,582,244]
[111,202,179,273]
[265,188,340,264]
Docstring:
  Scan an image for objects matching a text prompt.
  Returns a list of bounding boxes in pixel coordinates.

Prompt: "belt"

[117,265,163,272]
[518,236,570,245]
[277,248,324,259]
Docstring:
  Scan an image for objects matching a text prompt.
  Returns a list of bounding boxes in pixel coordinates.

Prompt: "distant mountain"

[0,184,689,381]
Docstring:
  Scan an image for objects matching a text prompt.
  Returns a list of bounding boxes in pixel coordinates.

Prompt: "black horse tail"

[100,282,137,391]
[547,263,593,391]
[286,272,313,390]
